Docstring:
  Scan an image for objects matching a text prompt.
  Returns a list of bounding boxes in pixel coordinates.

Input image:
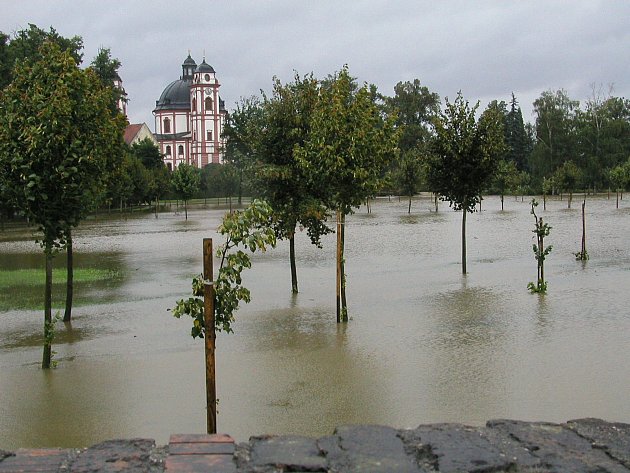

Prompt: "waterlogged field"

[0,195,629,449]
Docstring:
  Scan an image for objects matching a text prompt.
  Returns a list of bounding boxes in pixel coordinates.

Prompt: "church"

[153,54,227,170]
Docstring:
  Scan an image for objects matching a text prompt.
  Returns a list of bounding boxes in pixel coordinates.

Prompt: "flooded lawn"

[1,195,629,449]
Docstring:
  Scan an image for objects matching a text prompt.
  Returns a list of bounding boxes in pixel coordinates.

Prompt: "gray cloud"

[2,0,629,126]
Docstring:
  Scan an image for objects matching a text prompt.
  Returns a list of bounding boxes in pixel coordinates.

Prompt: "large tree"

[296,66,398,321]
[0,41,126,367]
[426,92,505,274]
[505,93,530,171]
[386,79,440,152]
[529,89,579,186]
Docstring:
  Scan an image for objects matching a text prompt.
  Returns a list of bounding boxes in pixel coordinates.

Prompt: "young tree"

[296,66,398,321]
[0,42,126,365]
[254,73,333,293]
[426,92,505,274]
[172,163,201,220]
[553,160,581,208]
[396,149,424,213]
[528,199,552,294]
[493,160,519,210]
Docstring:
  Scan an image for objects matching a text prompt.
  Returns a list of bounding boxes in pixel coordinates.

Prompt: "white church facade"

[153,55,227,170]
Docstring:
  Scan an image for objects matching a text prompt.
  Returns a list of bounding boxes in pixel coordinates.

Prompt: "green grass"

[0,268,121,287]
[0,268,124,312]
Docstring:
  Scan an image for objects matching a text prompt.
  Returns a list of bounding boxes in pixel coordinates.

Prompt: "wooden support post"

[336,211,341,324]
[203,238,217,434]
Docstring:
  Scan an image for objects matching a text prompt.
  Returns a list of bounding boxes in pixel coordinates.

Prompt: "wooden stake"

[336,211,341,323]
[203,238,217,434]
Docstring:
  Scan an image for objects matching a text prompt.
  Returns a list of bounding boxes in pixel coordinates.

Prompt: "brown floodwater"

[1,195,629,449]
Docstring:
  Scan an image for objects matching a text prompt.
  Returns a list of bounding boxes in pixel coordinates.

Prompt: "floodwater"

[1,195,629,449]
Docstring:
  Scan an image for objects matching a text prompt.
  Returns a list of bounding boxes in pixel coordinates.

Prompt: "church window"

[178,145,184,155]
[192,97,197,112]
[207,130,213,141]
[163,118,171,133]
[204,74,210,81]
[205,97,213,111]
[165,145,171,155]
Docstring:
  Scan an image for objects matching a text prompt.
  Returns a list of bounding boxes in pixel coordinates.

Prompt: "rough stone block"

[69,439,155,473]
[566,418,630,468]
[487,419,630,472]
[322,425,420,472]
[401,422,540,472]
[249,435,327,472]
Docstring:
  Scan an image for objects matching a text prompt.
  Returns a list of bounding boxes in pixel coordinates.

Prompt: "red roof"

[124,123,144,145]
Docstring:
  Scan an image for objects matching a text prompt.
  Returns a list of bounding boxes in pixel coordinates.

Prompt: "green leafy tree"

[172,199,277,335]
[171,163,200,220]
[553,160,582,208]
[131,137,163,169]
[296,66,398,321]
[253,73,332,293]
[529,89,579,187]
[222,96,263,204]
[396,149,424,213]
[0,42,126,365]
[1,24,83,87]
[385,79,440,152]
[426,92,505,274]
[608,162,629,208]
[493,160,519,210]
[89,46,126,114]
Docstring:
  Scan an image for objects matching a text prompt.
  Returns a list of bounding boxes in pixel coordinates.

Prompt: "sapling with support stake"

[171,199,276,433]
[528,199,552,294]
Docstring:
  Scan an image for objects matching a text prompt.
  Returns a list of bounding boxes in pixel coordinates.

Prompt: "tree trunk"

[340,212,348,320]
[543,193,547,211]
[64,232,73,322]
[408,195,412,214]
[289,233,298,294]
[501,194,504,211]
[568,191,572,209]
[461,210,467,274]
[184,199,188,220]
[616,191,619,209]
[43,249,53,369]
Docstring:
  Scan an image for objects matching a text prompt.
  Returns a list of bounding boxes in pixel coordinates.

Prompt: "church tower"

[190,58,223,167]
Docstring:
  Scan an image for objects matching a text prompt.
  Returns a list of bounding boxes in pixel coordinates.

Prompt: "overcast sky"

[3,1,629,128]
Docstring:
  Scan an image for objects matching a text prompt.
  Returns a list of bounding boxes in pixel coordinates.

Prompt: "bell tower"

[190,57,221,166]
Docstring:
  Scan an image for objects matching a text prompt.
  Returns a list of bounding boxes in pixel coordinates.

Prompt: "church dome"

[154,79,191,111]
[195,59,215,74]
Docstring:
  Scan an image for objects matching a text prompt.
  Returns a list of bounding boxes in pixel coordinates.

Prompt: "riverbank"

[1,418,629,472]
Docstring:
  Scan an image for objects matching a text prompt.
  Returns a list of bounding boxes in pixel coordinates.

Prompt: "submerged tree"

[172,200,277,335]
[0,42,126,366]
[528,199,552,293]
[171,163,200,220]
[252,73,331,293]
[296,66,398,321]
[396,149,424,213]
[426,92,505,274]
